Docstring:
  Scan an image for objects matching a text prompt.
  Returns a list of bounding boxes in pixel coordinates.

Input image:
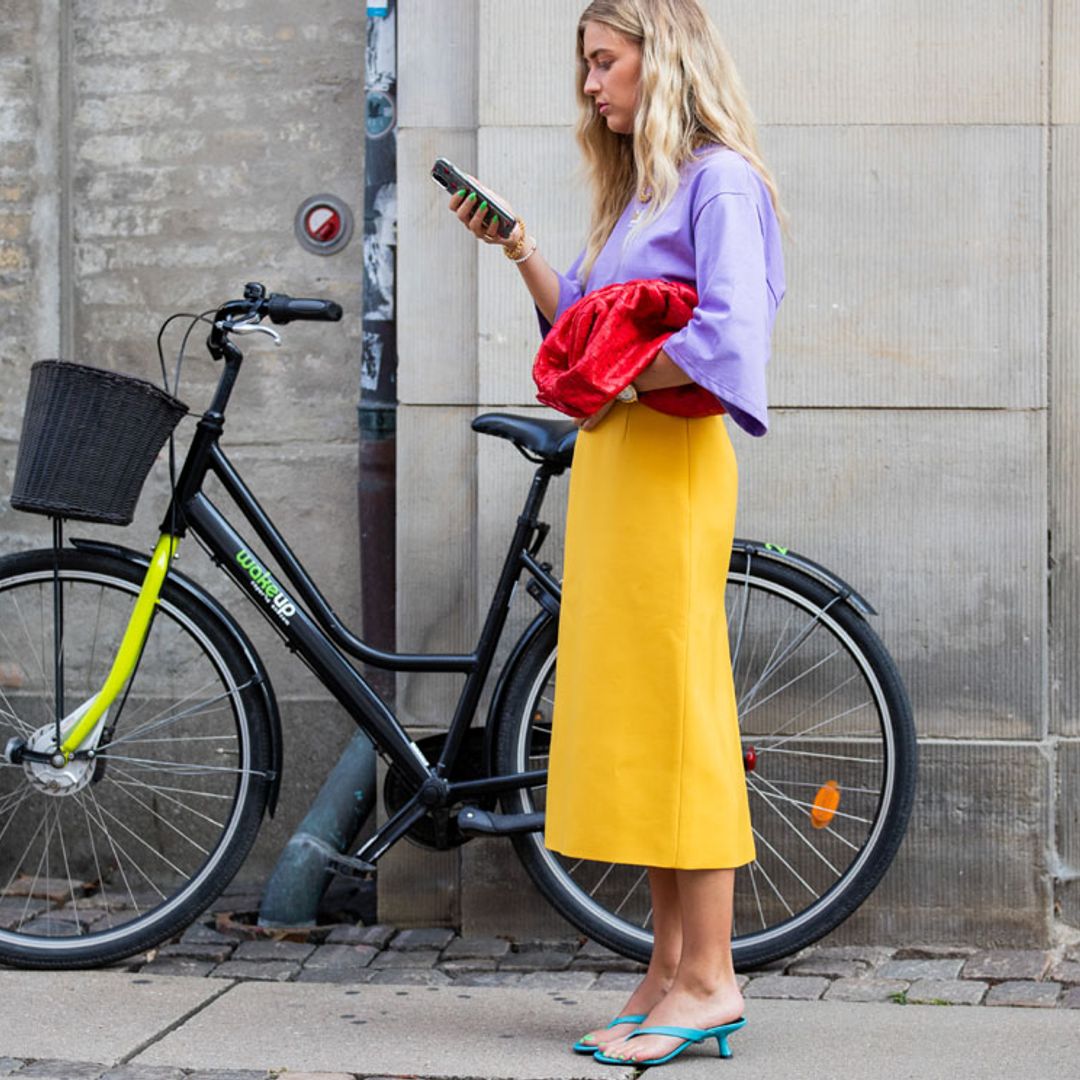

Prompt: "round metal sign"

[294,194,354,256]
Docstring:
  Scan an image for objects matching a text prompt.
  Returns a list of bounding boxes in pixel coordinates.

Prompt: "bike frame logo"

[235,548,296,624]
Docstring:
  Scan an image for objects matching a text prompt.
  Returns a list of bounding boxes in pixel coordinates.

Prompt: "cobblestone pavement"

[38,889,1080,1012]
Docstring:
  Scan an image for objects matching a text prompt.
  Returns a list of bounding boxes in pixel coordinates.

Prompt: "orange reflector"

[810,780,841,829]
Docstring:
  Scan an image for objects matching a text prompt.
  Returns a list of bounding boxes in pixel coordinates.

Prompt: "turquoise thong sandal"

[593,1018,747,1066]
[572,1014,647,1054]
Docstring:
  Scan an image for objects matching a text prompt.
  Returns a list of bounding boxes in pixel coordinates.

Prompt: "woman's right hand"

[449,179,521,249]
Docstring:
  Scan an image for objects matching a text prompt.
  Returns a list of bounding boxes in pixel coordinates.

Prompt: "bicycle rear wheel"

[0,548,271,968]
[494,551,916,969]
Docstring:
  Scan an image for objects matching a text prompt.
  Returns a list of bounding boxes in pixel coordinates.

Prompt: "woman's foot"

[600,979,745,1063]
[576,973,673,1054]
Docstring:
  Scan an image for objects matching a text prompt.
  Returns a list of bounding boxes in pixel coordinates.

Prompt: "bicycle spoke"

[0,806,49,903]
[749,824,818,901]
[81,788,170,898]
[738,648,846,723]
[746,775,846,873]
[95,754,252,779]
[108,763,225,831]
[79,794,111,925]
[743,842,795,916]
[81,788,151,911]
[54,806,82,931]
[748,780,873,828]
[610,867,648,919]
[754,745,884,765]
[739,604,836,713]
[103,678,248,751]
[759,699,876,754]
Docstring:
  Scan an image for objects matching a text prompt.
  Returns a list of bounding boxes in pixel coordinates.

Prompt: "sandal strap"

[627,1025,707,1043]
[607,1014,646,1028]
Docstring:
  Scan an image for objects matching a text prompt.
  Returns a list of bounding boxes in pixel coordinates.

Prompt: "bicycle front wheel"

[0,548,271,968]
[495,552,916,969]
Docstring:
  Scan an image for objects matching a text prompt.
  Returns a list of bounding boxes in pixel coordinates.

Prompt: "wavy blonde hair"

[575,0,782,281]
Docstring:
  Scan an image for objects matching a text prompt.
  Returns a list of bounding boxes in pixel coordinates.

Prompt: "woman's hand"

[576,399,615,431]
[448,178,519,249]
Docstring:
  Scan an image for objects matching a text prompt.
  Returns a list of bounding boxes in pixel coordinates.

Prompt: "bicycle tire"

[493,551,916,970]
[0,548,272,968]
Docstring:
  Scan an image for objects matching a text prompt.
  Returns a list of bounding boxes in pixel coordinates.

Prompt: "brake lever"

[227,323,282,346]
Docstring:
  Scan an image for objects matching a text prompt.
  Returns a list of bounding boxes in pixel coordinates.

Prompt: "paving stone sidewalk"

[0,1064,366,1079]
[90,890,1080,1012]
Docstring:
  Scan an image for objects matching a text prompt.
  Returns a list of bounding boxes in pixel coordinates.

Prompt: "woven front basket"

[10,360,188,526]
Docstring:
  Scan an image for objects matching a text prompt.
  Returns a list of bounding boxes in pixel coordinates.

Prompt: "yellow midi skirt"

[544,403,756,869]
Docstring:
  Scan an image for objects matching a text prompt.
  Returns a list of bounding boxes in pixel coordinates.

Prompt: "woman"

[448,0,784,1066]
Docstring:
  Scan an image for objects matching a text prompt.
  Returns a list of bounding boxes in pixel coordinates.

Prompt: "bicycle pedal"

[457,807,545,836]
[327,851,377,878]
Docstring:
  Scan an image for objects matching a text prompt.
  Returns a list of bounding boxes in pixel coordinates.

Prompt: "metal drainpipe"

[256,3,396,928]
[358,0,398,703]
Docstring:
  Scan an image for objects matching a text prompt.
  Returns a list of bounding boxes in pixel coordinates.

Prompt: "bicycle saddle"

[472,412,577,469]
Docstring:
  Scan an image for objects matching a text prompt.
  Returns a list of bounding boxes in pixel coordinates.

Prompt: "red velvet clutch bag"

[532,278,726,419]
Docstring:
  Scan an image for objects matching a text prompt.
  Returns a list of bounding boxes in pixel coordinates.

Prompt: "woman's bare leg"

[603,868,745,1063]
[580,867,680,1053]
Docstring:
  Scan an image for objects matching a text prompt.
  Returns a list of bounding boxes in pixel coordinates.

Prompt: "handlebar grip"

[266,294,343,324]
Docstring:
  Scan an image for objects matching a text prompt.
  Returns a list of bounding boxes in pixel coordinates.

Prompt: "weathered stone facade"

[1,0,1078,947]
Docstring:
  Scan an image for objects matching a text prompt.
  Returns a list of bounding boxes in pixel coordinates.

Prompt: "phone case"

[432,157,517,240]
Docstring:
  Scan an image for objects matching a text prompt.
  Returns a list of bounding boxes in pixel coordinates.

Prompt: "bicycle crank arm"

[456,807,545,836]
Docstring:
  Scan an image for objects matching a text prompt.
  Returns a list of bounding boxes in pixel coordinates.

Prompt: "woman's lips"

[598,103,610,114]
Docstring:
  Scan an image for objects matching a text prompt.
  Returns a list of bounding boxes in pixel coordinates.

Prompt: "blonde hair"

[575,0,782,281]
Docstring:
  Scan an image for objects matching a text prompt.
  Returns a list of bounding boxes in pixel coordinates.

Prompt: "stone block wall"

[2,0,1078,947]
[394,0,1078,947]
[0,0,368,875]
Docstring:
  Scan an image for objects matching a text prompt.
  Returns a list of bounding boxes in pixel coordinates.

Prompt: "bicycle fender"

[732,538,877,617]
[70,537,284,816]
[482,610,554,776]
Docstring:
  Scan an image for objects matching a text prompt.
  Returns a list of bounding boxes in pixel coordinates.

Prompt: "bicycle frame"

[60,347,565,869]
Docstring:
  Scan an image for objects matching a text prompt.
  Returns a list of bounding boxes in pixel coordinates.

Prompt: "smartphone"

[431,157,517,240]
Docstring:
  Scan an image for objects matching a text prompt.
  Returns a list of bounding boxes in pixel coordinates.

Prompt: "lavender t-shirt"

[545,147,785,436]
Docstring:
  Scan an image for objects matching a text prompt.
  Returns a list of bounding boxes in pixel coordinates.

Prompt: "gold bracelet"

[511,237,538,265]
[503,220,527,260]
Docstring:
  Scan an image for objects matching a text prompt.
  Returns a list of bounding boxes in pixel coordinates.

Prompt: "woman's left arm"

[633,348,695,391]
[639,190,776,435]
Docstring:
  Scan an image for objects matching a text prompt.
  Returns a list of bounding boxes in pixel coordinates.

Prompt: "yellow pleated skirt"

[543,403,756,869]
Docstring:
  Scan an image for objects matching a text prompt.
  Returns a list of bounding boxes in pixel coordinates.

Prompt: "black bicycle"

[0,284,916,970]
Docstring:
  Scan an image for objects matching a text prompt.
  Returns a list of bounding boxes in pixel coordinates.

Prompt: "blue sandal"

[572,1014,646,1054]
[594,1018,747,1066]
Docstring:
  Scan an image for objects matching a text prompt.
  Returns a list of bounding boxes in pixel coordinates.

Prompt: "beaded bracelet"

[502,221,528,261]
[510,237,538,265]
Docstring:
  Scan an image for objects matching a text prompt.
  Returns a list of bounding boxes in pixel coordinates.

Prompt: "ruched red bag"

[532,278,726,419]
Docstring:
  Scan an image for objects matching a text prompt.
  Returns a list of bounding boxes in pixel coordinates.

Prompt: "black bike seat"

[472,412,577,469]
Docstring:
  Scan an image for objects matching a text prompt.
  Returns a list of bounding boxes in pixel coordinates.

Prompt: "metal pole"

[359,0,397,703]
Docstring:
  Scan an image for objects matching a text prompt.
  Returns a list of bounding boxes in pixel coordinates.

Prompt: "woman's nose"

[583,69,600,95]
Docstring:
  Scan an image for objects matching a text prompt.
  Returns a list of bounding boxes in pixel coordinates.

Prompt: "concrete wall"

[395,0,1077,947]
[1,0,1077,947]
[0,0,367,879]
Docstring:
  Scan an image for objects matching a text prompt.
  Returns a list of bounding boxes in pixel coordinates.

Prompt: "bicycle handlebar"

[266,294,343,324]
[206,283,343,362]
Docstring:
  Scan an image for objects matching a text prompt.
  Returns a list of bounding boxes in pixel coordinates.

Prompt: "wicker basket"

[10,360,188,526]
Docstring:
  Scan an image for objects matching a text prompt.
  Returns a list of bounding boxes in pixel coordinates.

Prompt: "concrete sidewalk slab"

[0,971,227,1064]
[133,980,1080,1080]
[136,982,624,1078]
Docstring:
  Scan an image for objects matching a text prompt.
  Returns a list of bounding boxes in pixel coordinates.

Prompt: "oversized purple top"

[544,146,784,436]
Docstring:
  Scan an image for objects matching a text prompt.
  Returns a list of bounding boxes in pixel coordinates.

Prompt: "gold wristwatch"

[615,383,639,404]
